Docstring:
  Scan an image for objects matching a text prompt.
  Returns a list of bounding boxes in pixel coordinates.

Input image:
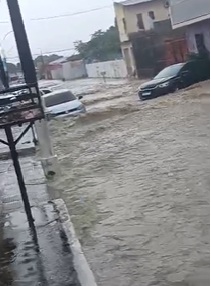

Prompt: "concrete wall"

[86,60,127,78]
[63,60,87,80]
[121,42,136,76]
[114,3,129,43]
[51,66,63,80]
[114,0,169,42]
[50,60,87,80]
[186,19,210,53]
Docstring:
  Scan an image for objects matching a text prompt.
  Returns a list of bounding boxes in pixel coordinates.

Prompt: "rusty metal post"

[6,0,37,85]
[4,126,35,227]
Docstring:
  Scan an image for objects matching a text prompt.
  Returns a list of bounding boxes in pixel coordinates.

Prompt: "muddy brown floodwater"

[48,80,210,286]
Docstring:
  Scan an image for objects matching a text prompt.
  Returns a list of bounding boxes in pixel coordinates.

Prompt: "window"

[154,63,185,79]
[44,91,76,107]
[114,17,117,28]
[148,11,155,20]
[137,13,144,30]
[122,18,127,33]
[195,33,207,54]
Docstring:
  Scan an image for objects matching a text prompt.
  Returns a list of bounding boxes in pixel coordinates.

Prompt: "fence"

[86,59,127,78]
[63,60,87,80]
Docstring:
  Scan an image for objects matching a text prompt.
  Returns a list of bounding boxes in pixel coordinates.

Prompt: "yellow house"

[114,0,170,76]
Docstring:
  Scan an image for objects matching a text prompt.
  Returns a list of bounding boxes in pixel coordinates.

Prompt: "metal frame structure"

[0,0,45,229]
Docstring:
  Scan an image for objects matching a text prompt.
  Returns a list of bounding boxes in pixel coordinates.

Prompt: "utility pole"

[35,120,60,178]
[6,0,59,179]
[0,55,9,89]
[40,49,45,79]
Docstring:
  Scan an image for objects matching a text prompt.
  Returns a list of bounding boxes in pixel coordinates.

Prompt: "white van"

[42,89,86,119]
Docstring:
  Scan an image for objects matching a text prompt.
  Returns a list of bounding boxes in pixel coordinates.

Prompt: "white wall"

[114,0,169,43]
[114,3,129,43]
[86,60,127,78]
[51,67,63,80]
[63,60,87,80]
[124,0,169,34]
[185,20,210,54]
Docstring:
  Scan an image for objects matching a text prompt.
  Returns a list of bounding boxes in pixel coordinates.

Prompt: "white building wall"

[51,67,63,80]
[86,60,127,78]
[186,20,210,53]
[114,0,169,42]
[62,60,87,80]
[124,0,169,34]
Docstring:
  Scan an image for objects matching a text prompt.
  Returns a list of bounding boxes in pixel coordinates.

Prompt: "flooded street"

[49,80,209,286]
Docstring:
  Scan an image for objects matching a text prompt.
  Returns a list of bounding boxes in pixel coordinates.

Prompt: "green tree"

[34,54,62,66]
[74,26,121,62]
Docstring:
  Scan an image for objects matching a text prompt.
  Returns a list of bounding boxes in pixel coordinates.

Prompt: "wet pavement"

[0,126,35,160]
[0,157,81,286]
[48,80,210,286]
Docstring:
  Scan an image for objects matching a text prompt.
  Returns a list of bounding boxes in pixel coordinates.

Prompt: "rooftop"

[115,0,153,6]
[48,57,68,65]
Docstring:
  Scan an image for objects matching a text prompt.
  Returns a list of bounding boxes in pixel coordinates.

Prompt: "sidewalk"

[0,126,35,160]
[0,133,97,286]
[0,156,81,286]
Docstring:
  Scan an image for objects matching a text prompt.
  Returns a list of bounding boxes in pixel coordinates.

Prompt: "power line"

[0,5,113,24]
[39,47,75,54]
[6,47,75,60]
[30,5,112,21]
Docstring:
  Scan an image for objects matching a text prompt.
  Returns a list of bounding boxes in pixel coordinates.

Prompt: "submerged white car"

[42,89,86,119]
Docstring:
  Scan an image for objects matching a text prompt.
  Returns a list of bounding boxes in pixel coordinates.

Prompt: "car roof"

[168,62,185,68]
[42,89,73,98]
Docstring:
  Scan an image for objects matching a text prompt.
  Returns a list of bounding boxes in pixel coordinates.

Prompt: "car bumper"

[138,86,170,100]
[56,109,86,118]
[47,108,86,119]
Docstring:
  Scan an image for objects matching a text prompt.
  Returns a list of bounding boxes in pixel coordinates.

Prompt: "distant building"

[45,57,68,80]
[45,56,87,81]
[169,0,210,55]
[114,0,187,77]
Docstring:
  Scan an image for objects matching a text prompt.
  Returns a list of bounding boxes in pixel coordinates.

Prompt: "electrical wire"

[0,4,113,24]
[6,47,75,60]
[30,5,112,21]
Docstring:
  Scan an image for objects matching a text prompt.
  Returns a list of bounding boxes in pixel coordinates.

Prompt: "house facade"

[170,0,210,55]
[114,0,187,77]
[45,56,87,80]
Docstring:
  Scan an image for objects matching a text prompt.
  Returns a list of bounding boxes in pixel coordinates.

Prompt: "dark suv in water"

[138,59,210,100]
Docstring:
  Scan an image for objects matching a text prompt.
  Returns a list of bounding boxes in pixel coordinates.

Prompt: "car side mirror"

[78,95,83,100]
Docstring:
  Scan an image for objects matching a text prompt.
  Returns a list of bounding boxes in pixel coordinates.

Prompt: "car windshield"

[44,91,76,108]
[41,89,52,95]
[154,63,184,79]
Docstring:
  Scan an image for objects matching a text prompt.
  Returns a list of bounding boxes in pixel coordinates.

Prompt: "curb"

[0,146,35,160]
[53,198,98,286]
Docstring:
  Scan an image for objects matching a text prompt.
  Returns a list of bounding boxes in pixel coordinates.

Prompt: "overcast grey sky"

[0,0,118,62]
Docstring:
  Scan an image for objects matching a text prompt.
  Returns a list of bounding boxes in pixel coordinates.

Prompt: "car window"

[41,89,52,95]
[44,91,76,108]
[181,62,195,72]
[154,63,184,79]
